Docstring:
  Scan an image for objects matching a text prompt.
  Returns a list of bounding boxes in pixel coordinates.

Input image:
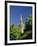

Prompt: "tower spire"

[19,16,24,33]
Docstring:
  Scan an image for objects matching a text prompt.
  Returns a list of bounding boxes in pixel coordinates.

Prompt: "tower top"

[20,16,22,22]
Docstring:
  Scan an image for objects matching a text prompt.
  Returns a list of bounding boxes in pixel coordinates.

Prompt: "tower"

[19,16,24,33]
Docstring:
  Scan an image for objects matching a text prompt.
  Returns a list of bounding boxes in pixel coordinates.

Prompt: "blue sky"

[10,6,32,27]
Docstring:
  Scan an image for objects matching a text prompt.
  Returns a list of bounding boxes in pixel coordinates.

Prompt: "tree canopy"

[10,15,32,40]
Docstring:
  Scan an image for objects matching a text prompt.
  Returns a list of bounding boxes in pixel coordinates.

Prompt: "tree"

[10,15,32,40]
[23,15,32,39]
[10,24,21,40]
[25,16,32,31]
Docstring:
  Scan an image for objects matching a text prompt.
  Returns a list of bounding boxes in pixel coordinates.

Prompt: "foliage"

[10,24,21,40]
[10,15,32,40]
[25,16,32,31]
